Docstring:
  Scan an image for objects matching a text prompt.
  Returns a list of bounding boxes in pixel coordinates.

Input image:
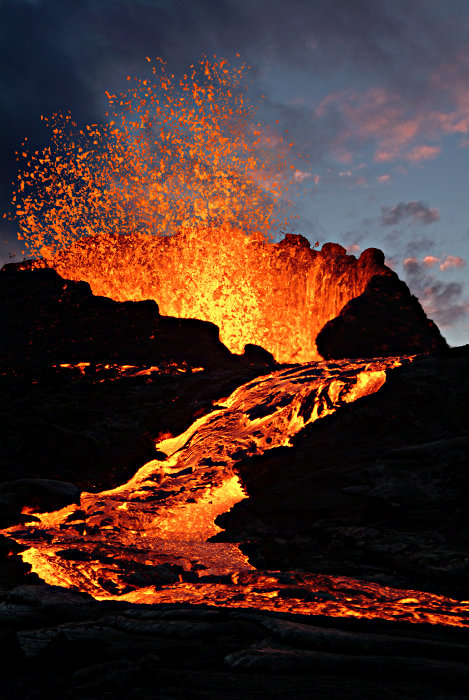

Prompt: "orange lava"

[12,57,295,257]
[37,230,385,362]
[55,362,204,379]
[9,56,388,363]
[5,355,468,627]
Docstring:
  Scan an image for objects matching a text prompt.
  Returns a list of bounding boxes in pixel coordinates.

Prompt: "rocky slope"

[0,260,467,700]
[219,347,469,599]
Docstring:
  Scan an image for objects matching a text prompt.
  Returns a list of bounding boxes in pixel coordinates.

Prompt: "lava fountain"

[10,56,393,362]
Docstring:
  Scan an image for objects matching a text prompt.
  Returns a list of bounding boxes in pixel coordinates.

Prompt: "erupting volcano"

[9,58,446,361]
[1,55,469,700]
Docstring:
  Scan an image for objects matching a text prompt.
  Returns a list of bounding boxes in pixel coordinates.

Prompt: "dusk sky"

[1,0,468,346]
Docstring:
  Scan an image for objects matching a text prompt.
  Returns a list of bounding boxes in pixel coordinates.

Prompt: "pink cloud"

[423,255,440,267]
[403,256,418,268]
[315,56,469,167]
[377,174,391,183]
[439,255,466,271]
[294,169,312,182]
[408,255,466,271]
[404,145,442,163]
[401,251,469,329]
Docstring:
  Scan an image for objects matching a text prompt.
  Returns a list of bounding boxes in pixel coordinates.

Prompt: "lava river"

[3,357,469,627]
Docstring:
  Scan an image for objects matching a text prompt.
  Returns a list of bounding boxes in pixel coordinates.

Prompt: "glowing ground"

[4,357,468,628]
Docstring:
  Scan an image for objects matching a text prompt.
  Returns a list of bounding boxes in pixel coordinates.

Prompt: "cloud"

[314,55,469,166]
[423,255,440,267]
[407,254,466,270]
[402,145,442,163]
[294,170,313,182]
[402,256,469,328]
[439,255,466,271]
[381,201,440,226]
[403,237,436,255]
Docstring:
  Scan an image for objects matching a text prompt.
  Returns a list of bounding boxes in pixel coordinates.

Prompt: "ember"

[13,57,295,255]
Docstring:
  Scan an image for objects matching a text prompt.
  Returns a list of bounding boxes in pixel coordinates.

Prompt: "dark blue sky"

[1,0,468,344]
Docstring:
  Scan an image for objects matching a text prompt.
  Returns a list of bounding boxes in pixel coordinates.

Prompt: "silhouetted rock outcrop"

[317,272,448,359]
[0,267,247,371]
[7,236,447,362]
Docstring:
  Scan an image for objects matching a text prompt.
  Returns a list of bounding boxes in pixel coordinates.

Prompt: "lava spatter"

[12,57,296,258]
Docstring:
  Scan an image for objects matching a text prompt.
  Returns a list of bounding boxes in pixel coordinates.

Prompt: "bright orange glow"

[33,229,384,362]
[54,362,204,379]
[13,57,295,258]
[5,355,468,627]
[10,57,389,362]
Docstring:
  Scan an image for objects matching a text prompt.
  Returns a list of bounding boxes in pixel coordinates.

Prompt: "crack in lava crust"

[3,357,469,627]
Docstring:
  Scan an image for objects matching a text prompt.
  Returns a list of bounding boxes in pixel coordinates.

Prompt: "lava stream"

[4,356,469,627]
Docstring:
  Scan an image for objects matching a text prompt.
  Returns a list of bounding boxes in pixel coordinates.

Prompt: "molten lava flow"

[4,355,469,627]
[55,362,204,379]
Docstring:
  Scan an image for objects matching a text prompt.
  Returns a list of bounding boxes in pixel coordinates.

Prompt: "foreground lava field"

[1,256,468,699]
[3,355,469,631]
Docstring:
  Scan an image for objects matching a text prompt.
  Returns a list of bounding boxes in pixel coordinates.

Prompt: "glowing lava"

[9,56,393,362]
[36,231,387,362]
[4,356,469,627]
[12,57,295,256]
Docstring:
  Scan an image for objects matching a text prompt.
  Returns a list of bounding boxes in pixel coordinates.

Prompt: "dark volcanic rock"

[220,348,469,597]
[0,267,242,370]
[243,343,276,366]
[0,587,467,700]
[316,272,448,359]
[0,479,81,527]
